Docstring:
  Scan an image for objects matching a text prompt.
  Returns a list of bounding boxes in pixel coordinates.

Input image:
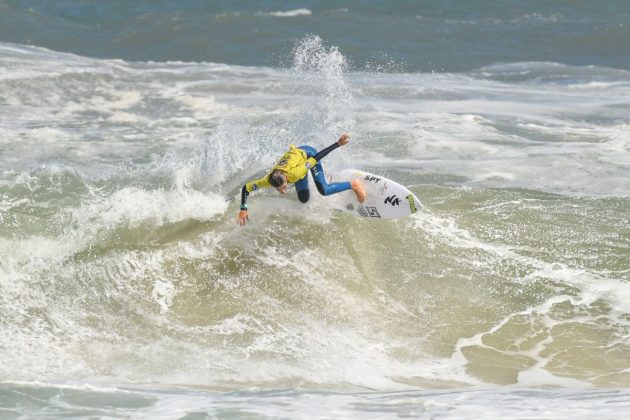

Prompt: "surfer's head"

[268,169,288,194]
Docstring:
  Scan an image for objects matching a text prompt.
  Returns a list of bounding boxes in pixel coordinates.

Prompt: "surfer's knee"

[315,181,326,196]
[298,189,310,203]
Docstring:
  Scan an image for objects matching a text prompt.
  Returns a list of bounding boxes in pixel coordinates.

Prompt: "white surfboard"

[326,169,422,219]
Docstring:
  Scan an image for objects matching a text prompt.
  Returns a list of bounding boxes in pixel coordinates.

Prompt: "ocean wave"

[265,8,312,17]
[1,35,629,393]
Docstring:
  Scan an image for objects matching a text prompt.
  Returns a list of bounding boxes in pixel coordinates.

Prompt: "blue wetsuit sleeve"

[313,141,340,162]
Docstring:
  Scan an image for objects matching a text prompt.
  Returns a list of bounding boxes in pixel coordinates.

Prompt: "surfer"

[237,133,366,226]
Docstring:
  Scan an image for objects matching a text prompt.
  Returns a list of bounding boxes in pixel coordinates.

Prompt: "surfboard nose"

[414,196,422,211]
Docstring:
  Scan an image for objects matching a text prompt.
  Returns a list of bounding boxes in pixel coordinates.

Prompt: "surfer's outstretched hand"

[237,209,249,226]
[337,133,350,146]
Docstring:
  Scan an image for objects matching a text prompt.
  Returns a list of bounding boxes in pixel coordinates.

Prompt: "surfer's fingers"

[237,210,249,226]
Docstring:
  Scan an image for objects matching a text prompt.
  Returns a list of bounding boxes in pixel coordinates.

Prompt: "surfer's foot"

[350,179,366,203]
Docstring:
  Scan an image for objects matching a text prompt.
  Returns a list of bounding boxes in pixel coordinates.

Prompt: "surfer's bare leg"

[350,179,366,203]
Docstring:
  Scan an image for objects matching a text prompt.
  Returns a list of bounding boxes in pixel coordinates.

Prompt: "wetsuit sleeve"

[240,175,271,209]
[313,141,341,162]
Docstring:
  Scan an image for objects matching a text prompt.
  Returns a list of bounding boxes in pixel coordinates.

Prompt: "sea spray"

[0,38,629,419]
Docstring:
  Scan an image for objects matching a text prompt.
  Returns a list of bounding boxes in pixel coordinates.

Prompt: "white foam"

[409,211,630,386]
[0,236,78,282]
[266,8,312,17]
[2,40,629,392]
[108,111,144,123]
[75,187,227,230]
[517,367,591,388]
[349,68,630,196]
[4,382,630,419]
[5,42,625,197]
[172,93,230,116]
[152,277,176,314]
[1,380,131,394]
[97,90,142,110]
[411,210,630,312]
[524,264,630,314]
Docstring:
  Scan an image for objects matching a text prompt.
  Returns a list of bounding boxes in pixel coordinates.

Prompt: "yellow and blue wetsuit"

[240,142,351,209]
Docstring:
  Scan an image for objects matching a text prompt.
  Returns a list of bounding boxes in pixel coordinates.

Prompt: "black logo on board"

[384,195,401,206]
[358,206,381,218]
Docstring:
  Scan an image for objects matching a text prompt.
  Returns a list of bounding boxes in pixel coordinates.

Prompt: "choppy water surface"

[1,2,630,418]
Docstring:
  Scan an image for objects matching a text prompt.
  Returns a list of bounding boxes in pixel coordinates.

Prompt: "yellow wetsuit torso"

[245,145,317,192]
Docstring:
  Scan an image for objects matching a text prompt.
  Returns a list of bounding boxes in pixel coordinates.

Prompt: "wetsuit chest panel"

[272,146,311,183]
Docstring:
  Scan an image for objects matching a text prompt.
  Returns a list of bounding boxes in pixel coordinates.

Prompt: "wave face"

[1,35,630,416]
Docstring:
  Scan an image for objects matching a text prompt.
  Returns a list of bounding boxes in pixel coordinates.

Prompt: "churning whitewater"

[1,33,630,417]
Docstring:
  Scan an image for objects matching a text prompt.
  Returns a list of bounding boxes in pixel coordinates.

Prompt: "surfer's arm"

[237,175,270,225]
[240,176,270,208]
[312,133,350,162]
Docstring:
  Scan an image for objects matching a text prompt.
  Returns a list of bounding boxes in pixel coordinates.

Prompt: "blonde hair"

[268,169,286,187]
